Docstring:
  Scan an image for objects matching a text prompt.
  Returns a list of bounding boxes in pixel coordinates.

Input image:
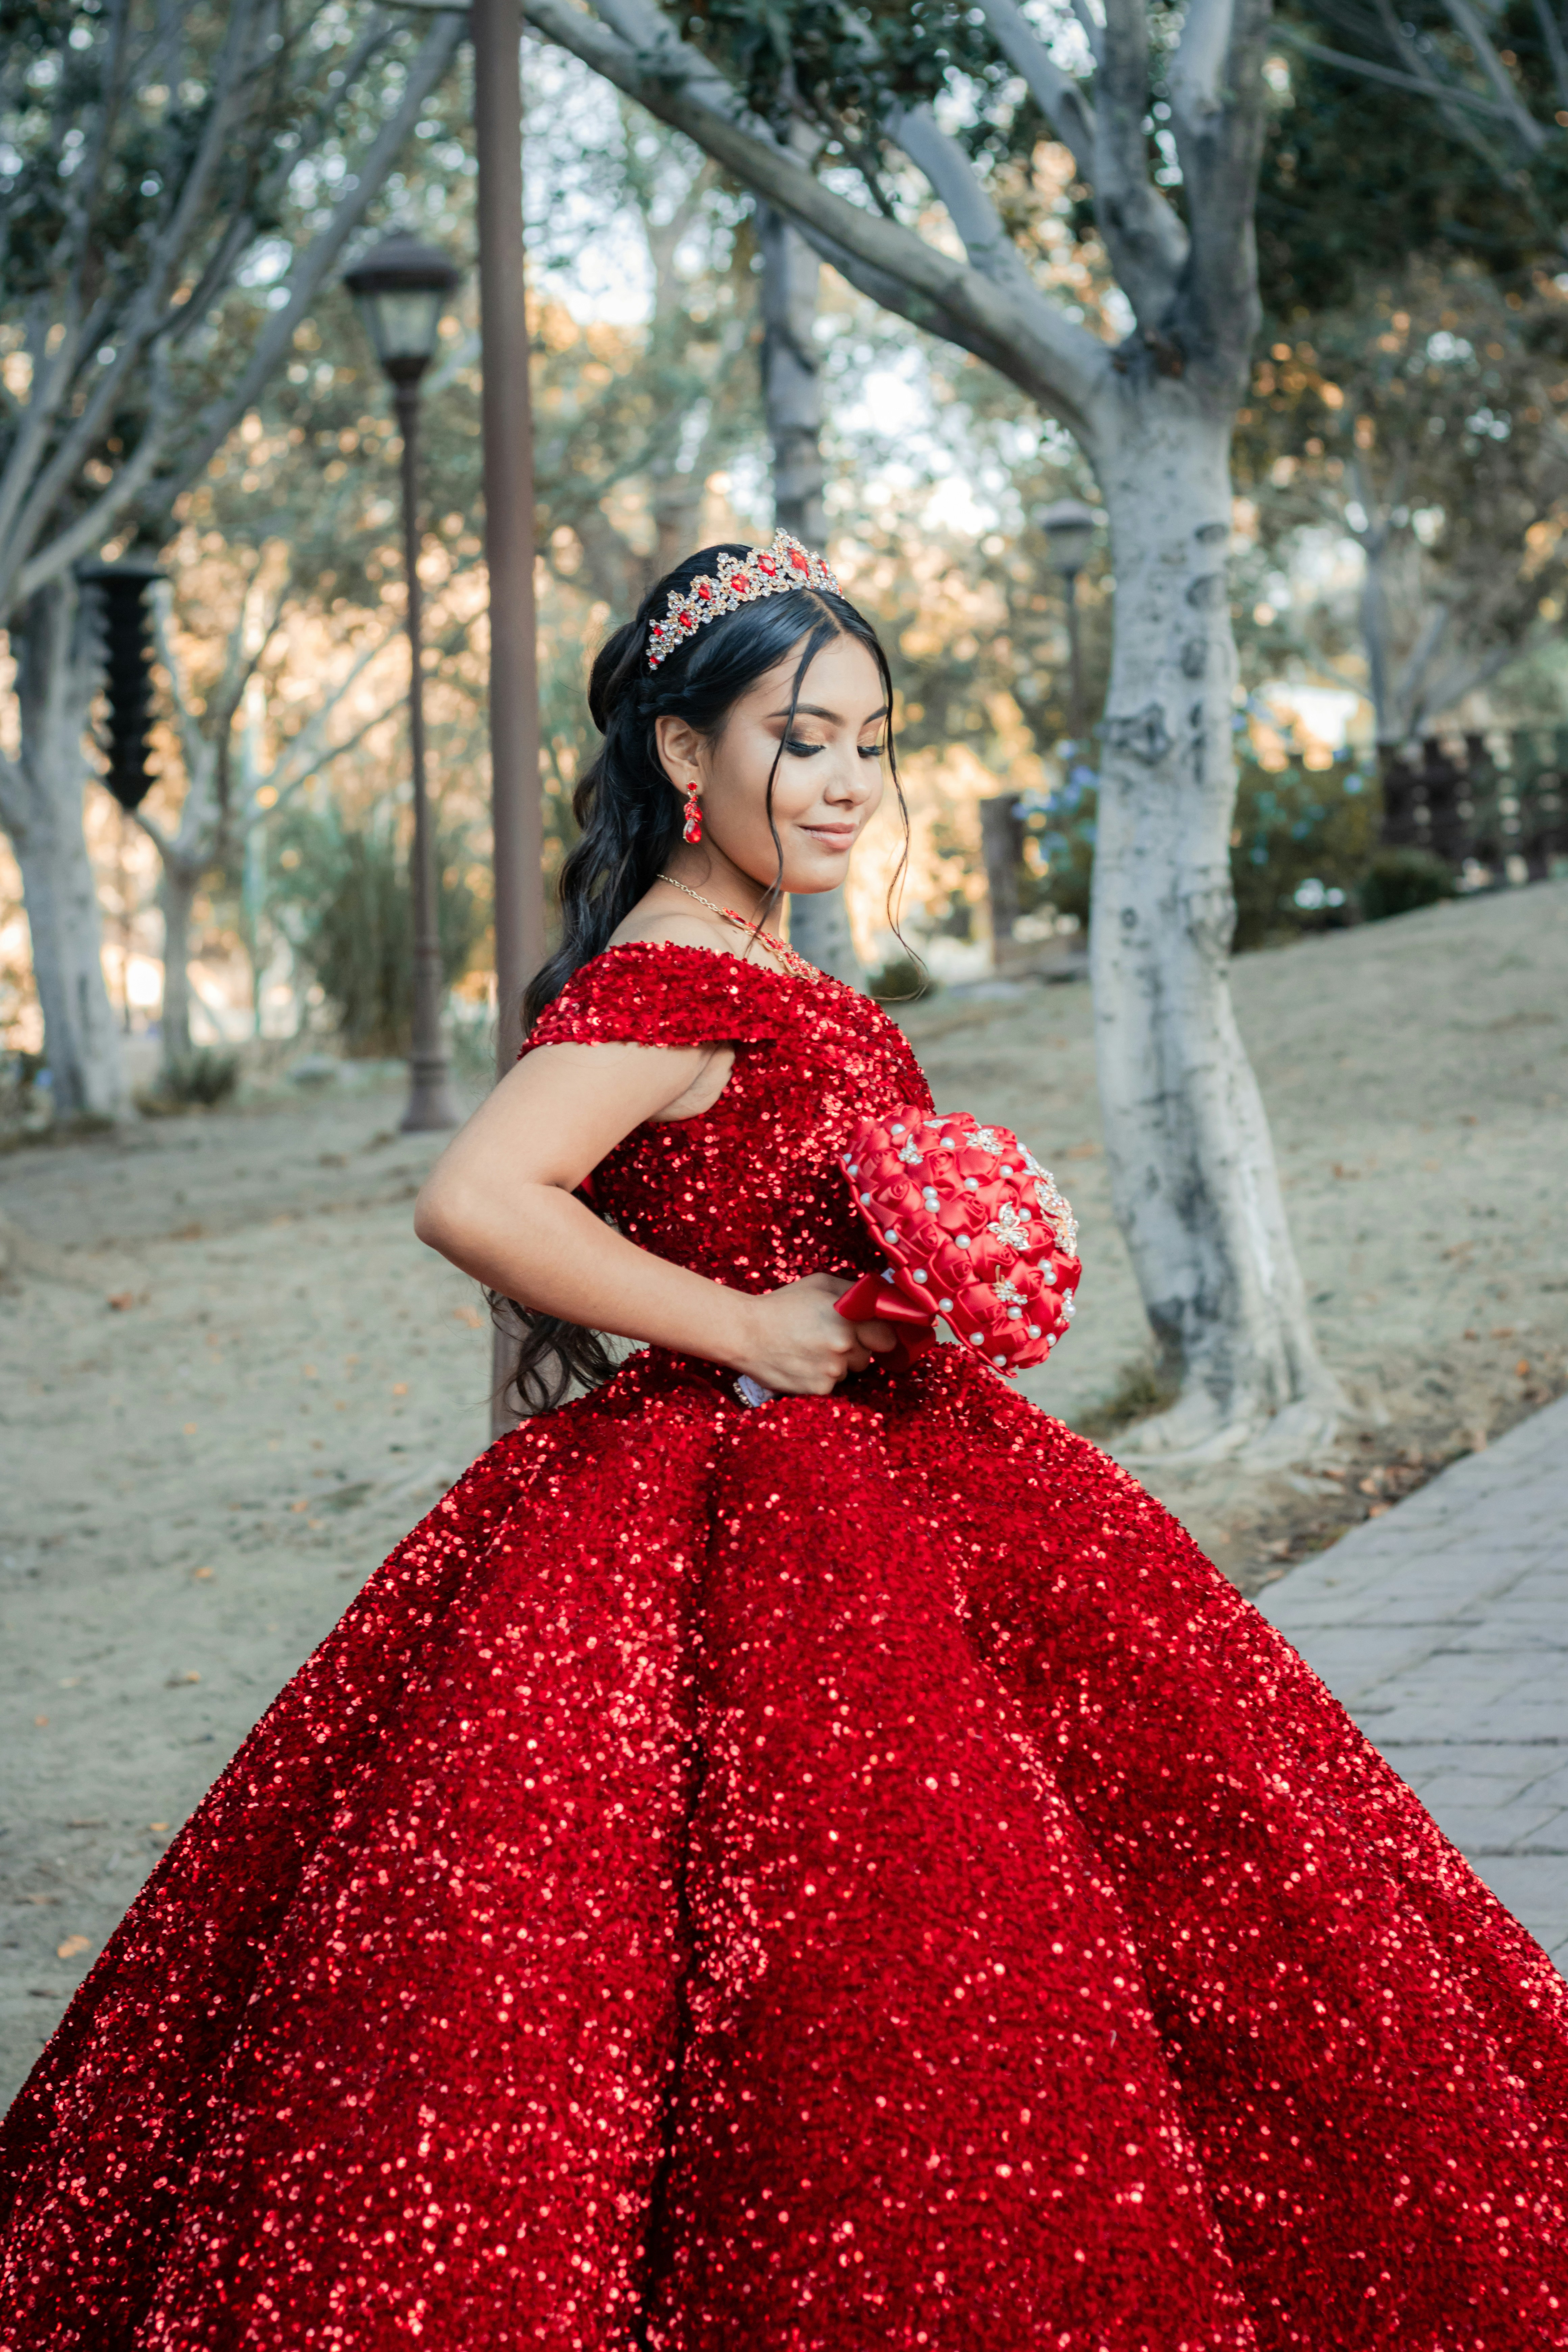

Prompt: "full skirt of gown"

[1,1344,1565,2351]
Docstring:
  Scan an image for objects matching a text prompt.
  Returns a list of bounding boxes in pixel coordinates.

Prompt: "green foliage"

[1229,759,1379,949]
[1358,847,1459,923]
[138,1047,240,1114]
[1024,768,1097,932]
[1258,6,1568,315]
[866,952,933,1004]
[0,0,461,581]
[1231,263,1568,740]
[271,806,487,1058]
[1024,756,1380,951]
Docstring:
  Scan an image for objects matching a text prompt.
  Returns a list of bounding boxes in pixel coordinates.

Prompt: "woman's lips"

[800,823,857,845]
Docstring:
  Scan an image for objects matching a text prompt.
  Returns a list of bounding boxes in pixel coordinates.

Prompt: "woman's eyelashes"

[781,735,885,760]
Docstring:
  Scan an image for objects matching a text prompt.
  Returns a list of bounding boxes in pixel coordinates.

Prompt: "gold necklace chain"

[656,872,823,984]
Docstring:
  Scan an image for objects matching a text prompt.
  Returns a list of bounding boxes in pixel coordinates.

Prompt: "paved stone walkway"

[1259,1392,1568,1968]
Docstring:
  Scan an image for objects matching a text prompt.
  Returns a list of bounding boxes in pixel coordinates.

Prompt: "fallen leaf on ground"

[1517,1358,1531,1376]
[392,1382,409,1397]
[106,1292,136,1312]
[164,1670,201,1686]
[148,1821,169,1833]
[56,1936,91,1959]
[452,1306,484,1329]
[193,1566,214,1581]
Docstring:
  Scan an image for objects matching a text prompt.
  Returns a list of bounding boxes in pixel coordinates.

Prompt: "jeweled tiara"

[644,530,841,670]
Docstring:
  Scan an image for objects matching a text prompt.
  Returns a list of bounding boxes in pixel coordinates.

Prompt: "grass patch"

[1070,1358,1179,1443]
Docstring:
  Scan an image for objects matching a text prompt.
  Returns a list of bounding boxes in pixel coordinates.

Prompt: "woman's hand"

[731,1273,899,1396]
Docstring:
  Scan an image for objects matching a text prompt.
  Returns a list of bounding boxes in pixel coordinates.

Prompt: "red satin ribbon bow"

[832,1106,1082,1379]
[833,1267,939,1369]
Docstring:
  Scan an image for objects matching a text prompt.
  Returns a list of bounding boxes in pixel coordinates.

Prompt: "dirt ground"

[2,877,1565,2101]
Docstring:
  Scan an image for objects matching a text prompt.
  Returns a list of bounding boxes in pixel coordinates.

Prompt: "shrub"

[1024,769,1095,931]
[165,1047,240,1106]
[271,808,487,1057]
[1228,759,1378,950]
[1358,846,1458,923]
[137,1047,241,1116]
[1024,756,1380,951]
[867,952,933,1003]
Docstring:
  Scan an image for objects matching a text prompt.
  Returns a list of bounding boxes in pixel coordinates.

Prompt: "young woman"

[2,535,1565,2350]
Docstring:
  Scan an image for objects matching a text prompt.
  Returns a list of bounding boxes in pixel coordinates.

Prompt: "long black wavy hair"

[497,541,905,1415]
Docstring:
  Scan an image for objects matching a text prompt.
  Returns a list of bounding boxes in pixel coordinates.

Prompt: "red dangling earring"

[682,785,703,845]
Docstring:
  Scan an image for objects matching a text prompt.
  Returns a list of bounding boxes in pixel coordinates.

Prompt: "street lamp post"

[1037,499,1100,750]
[344,232,464,1133]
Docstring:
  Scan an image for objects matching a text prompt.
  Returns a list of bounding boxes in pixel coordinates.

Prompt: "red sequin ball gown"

[3,944,1566,2352]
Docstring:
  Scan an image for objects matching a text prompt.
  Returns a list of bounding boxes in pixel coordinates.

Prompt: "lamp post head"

[343,233,461,386]
[1036,498,1101,581]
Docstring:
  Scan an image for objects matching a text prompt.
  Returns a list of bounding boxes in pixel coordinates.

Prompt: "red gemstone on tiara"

[788,546,809,572]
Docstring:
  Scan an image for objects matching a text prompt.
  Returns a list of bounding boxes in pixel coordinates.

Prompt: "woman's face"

[656,630,887,897]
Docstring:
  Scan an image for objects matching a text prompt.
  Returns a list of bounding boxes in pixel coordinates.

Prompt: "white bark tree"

[759,182,865,986]
[0,1,465,1117]
[1236,271,1568,750]
[522,0,1339,1457]
[137,579,395,1070]
[0,579,126,1118]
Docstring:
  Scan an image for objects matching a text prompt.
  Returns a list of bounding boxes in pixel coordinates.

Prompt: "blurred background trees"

[4,2,1567,1102]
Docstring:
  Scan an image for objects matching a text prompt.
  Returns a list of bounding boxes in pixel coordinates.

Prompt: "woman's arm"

[414,1038,892,1395]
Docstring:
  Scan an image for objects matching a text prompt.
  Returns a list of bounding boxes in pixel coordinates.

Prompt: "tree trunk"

[158,854,199,1065]
[979,792,1024,963]
[0,580,127,1121]
[786,885,864,982]
[760,197,866,988]
[1092,387,1340,1461]
[1358,528,1398,747]
[757,199,826,544]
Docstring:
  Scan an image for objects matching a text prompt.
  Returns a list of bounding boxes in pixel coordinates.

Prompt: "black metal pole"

[1065,567,1084,750]
[474,0,542,1075]
[396,374,461,1132]
[473,0,544,1433]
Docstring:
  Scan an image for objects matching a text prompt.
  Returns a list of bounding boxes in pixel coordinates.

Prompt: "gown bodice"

[522,941,929,1294]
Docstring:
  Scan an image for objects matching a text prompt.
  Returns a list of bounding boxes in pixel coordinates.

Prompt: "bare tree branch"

[887,104,1047,299]
[154,13,469,507]
[3,9,466,617]
[1271,26,1515,115]
[1168,0,1272,378]
[1531,0,1568,113]
[1093,0,1192,324]
[1438,0,1547,149]
[524,0,1111,440]
[973,0,1098,174]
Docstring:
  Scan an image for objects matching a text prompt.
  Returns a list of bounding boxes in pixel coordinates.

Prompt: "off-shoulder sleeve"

[520,941,788,1057]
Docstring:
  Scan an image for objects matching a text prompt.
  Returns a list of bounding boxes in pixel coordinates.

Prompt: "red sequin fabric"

[2,940,1566,2350]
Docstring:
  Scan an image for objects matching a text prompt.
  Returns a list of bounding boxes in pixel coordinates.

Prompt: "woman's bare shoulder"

[605,902,736,957]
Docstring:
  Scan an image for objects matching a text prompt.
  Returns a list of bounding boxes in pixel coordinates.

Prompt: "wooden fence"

[1380,731,1568,879]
